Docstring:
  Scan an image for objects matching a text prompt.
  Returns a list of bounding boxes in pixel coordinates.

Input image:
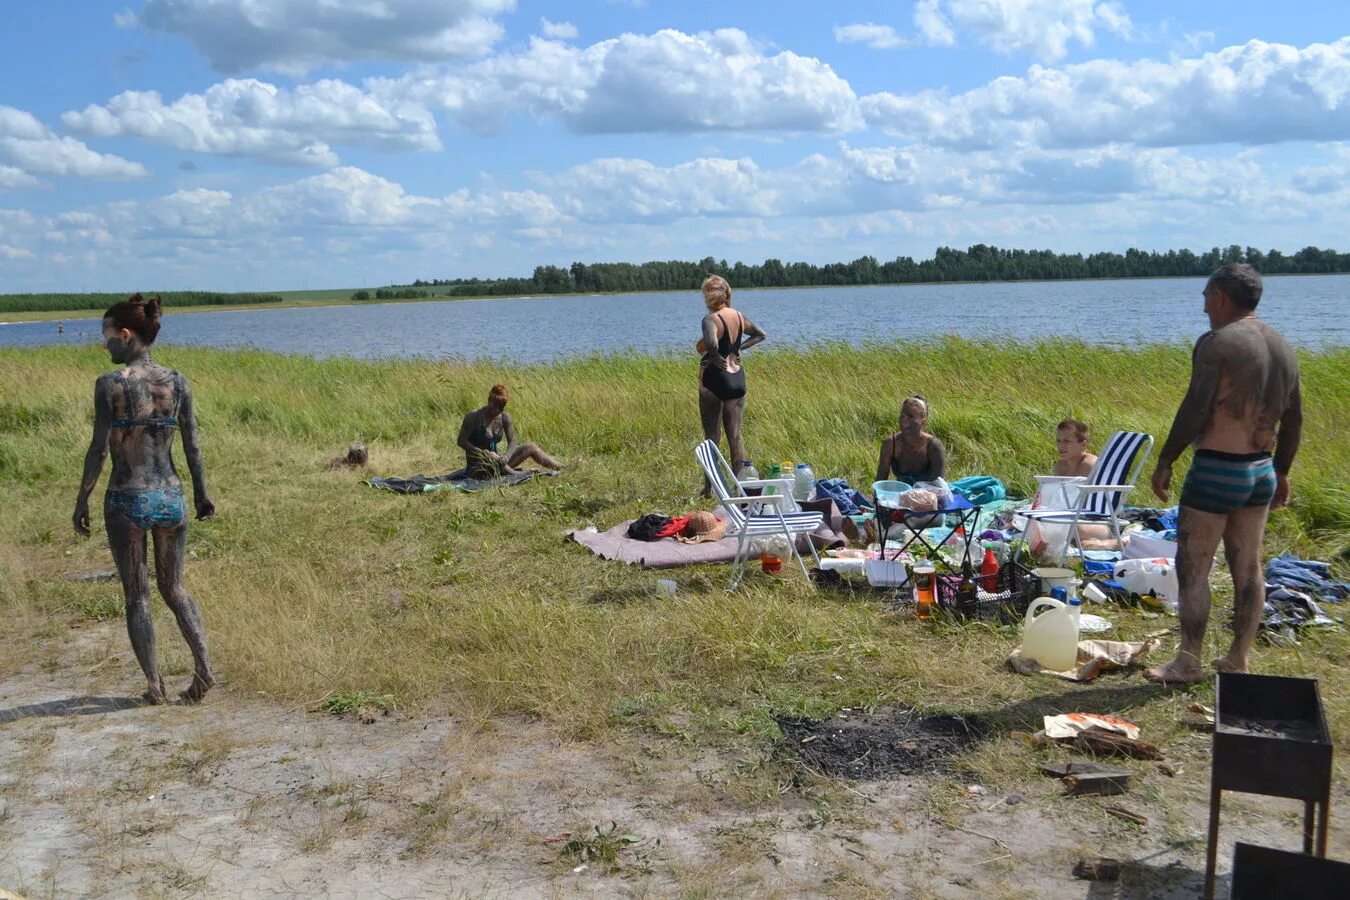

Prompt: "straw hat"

[678,510,727,543]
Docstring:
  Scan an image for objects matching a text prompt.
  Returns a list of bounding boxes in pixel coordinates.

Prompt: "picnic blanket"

[367,467,557,494]
[567,523,756,568]
[568,498,849,569]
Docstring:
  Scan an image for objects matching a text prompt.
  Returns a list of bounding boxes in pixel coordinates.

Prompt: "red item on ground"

[761,554,783,574]
[982,547,1000,592]
[654,516,693,539]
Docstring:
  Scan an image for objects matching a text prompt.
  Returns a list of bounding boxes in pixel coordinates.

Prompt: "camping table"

[875,494,980,570]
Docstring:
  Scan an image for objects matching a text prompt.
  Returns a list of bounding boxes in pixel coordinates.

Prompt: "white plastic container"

[865,558,909,587]
[873,480,906,507]
[1033,566,1078,598]
[1021,596,1079,671]
[794,463,815,501]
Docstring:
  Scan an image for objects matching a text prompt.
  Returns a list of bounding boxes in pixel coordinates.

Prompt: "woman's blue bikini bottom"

[105,486,187,531]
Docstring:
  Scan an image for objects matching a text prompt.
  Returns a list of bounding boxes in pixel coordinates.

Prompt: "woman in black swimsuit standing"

[697,275,766,493]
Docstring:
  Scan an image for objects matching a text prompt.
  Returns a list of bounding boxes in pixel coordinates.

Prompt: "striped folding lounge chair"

[1017,430,1154,566]
[694,440,823,590]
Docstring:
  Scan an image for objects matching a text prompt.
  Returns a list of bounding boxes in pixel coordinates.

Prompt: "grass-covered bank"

[2,340,1347,756]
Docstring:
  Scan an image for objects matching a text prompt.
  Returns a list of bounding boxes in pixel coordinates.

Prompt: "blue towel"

[1265,553,1348,602]
[950,476,1006,507]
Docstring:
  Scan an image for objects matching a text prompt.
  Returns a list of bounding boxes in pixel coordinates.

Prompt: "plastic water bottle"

[794,463,815,501]
[738,460,759,482]
[1067,591,1082,629]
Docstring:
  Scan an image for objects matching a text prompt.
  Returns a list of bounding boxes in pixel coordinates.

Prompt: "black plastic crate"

[935,559,1038,623]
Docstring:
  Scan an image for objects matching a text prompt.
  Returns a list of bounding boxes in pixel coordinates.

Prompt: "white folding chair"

[694,440,823,590]
[1017,430,1154,566]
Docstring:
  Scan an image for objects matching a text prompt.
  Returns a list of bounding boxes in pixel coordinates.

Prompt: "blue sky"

[2,0,1348,291]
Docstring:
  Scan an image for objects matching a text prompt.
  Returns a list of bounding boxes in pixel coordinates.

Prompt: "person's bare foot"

[142,679,168,705]
[1144,655,1207,685]
[179,672,214,705]
[1212,656,1248,674]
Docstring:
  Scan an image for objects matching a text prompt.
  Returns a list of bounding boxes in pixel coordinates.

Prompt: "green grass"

[2,340,1347,767]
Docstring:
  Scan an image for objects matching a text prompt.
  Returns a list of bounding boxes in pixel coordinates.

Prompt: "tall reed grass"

[2,340,1346,749]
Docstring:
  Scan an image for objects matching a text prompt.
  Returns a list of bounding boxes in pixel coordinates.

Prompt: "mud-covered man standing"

[1145,264,1302,684]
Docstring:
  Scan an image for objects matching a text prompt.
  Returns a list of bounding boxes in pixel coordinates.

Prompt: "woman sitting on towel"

[876,395,947,486]
[457,384,563,478]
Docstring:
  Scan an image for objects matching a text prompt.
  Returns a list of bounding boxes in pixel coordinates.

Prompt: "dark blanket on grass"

[367,467,557,494]
[566,498,848,569]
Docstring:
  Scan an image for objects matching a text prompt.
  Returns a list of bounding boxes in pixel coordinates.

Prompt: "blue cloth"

[1082,559,1117,576]
[1265,553,1348,602]
[813,478,868,517]
[104,486,187,530]
[949,476,1006,507]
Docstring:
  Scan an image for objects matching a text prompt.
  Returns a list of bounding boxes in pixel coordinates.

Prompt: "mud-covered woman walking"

[73,294,217,705]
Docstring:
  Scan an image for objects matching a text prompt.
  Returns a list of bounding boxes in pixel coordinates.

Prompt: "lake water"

[2,275,1346,362]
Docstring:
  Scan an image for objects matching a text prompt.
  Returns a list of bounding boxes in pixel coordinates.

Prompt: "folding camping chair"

[1016,430,1154,566]
[694,440,823,590]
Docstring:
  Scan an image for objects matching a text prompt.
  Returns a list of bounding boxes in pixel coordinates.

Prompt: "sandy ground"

[2,620,1345,899]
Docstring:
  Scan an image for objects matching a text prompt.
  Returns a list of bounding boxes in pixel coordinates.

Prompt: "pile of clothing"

[627,510,726,543]
[1258,552,1345,645]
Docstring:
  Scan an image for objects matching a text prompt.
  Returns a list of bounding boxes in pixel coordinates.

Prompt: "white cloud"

[1181,31,1215,53]
[0,104,147,187]
[379,29,863,135]
[539,18,578,40]
[834,23,907,51]
[246,167,443,226]
[113,8,136,28]
[840,1,1126,60]
[862,38,1350,151]
[914,0,956,47]
[63,79,440,166]
[136,0,514,74]
[937,0,1132,61]
[9,140,1348,291]
[0,166,41,189]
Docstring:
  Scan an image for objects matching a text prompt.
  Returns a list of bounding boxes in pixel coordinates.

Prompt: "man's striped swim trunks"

[1180,449,1276,515]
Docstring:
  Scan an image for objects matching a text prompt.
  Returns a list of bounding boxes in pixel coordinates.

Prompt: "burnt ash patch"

[778,707,988,780]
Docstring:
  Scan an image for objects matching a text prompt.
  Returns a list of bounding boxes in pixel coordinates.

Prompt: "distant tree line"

[0,291,285,315]
[403,244,1350,297]
[350,288,430,301]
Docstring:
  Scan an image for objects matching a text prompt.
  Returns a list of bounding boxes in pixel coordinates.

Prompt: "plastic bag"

[1114,558,1179,602]
[914,478,953,508]
[899,488,938,512]
[1026,519,1072,562]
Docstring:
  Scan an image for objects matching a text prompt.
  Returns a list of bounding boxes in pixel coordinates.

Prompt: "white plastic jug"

[1114,558,1179,602]
[1021,597,1079,671]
